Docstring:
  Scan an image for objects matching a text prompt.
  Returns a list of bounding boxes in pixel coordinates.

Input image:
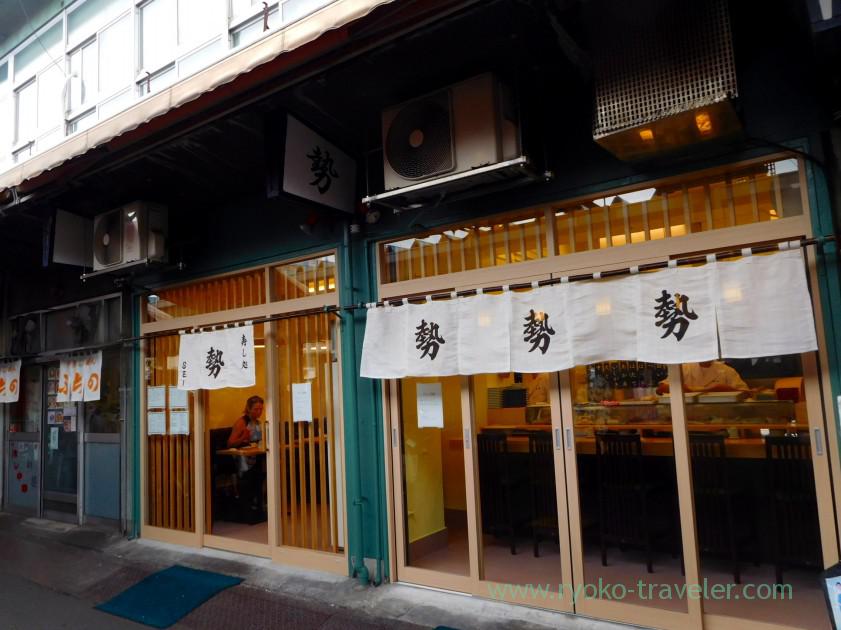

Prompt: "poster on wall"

[147,386,166,408]
[169,386,188,409]
[0,360,21,403]
[147,411,166,435]
[416,382,444,429]
[292,382,313,423]
[177,326,257,390]
[170,411,190,435]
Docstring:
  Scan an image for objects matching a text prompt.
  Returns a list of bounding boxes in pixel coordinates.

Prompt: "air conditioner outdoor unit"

[382,73,520,191]
[92,201,168,272]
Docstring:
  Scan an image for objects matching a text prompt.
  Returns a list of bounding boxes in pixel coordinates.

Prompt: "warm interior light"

[639,128,654,141]
[328,278,335,290]
[723,286,743,303]
[307,282,315,294]
[618,188,657,204]
[670,224,687,236]
[443,229,469,240]
[596,302,612,315]
[510,217,537,226]
[695,112,713,135]
[420,234,442,245]
[555,210,567,217]
[478,226,492,232]
[769,208,779,220]
[592,196,616,208]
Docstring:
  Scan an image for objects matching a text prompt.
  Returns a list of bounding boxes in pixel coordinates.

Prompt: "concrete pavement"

[0,512,633,630]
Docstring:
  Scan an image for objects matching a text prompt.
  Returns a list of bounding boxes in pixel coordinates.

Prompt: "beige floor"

[408,529,828,627]
[211,520,268,544]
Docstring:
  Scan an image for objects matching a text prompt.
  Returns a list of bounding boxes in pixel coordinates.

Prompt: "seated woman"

[228,395,264,512]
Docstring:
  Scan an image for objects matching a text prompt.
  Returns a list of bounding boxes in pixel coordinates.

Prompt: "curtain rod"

[2,234,835,360]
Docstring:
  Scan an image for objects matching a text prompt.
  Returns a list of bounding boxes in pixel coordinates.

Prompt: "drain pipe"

[341,220,369,585]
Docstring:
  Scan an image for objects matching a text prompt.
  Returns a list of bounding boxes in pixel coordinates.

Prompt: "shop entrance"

[388,353,836,628]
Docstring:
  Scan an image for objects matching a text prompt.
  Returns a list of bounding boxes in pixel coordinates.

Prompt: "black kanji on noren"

[415,319,445,360]
[523,309,555,354]
[205,347,225,378]
[654,290,698,341]
[307,145,339,194]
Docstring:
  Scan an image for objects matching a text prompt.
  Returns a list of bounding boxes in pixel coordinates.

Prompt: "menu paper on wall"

[292,382,313,423]
[147,411,166,435]
[169,411,190,435]
[416,382,444,429]
[147,386,166,408]
[168,386,188,409]
[0,360,21,403]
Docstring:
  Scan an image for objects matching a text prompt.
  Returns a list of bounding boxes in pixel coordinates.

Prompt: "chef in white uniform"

[657,361,749,394]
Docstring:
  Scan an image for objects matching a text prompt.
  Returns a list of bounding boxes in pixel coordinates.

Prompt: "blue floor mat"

[96,564,243,628]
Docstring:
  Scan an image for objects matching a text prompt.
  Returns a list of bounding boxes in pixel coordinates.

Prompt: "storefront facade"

[3,292,128,527]
[138,253,350,572]
[368,154,841,629]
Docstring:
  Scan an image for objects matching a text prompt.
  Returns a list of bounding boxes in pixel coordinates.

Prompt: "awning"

[0,0,393,192]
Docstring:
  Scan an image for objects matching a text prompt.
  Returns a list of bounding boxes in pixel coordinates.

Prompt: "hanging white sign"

[509,285,572,373]
[360,305,409,378]
[282,115,356,213]
[457,292,511,374]
[406,299,459,377]
[636,265,719,364]
[56,353,101,402]
[0,360,21,403]
[177,326,257,391]
[569,276,638,364]
[358,250,819,379]
[715,249,817,358]
[82,351,102,402]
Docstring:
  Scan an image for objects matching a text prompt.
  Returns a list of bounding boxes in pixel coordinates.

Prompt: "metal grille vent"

[592,0,738,138]
[385,90,454,180]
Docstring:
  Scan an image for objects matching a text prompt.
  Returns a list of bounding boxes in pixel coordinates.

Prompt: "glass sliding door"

[390,376,475,591]
[43,362,80,522]
[683,355,831,629]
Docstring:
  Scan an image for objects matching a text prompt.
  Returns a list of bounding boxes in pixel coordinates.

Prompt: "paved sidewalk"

[0,513,632,630]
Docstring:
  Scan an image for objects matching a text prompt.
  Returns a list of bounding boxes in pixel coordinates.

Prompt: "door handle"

[463,428,471,450]
[554,428,561,450]
[565,428,573,451]
[815,428,823,456]
[392,427,398,448]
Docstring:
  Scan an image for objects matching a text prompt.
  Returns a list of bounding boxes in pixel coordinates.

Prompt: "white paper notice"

[49,426,59,451]
[292,382,313,423]
[416,382,444,429]
[169,387,188,409]
[147,386,166,408]
[147,411,166,435]
[170,411,190,435]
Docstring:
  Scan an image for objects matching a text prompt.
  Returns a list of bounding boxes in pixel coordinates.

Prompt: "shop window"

[145,334,196,531]
[68,41,98,113]
[273,313,343,552]
[7,365,42,434]
[13,23,62,83]
[144,268,267,322]
[45,302,104,351]
[140,0,224,76]
[231,7,278,48]
[380,210,549,284]
[14,81,37,145]
[84,349,121,433]
[379,158,806,285]
[272,254,337,301]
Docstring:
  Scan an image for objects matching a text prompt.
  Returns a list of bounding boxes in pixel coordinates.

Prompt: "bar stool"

[689,432,754,583]
[477,432,529,555]
[595,430,672,573]
[765,434,823,584]
[528,432,558,557]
